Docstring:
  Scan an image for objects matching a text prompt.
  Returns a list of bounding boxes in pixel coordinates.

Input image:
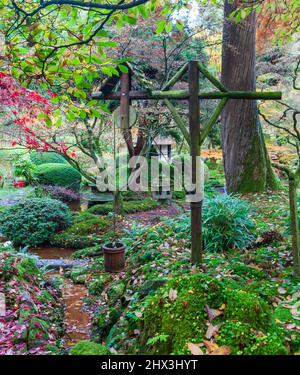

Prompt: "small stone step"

[36,259,89,269]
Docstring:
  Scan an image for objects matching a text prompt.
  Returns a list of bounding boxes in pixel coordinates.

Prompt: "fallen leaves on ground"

[205,323,222,339]
[168,288,177,301]
[187,342,204,355]
[206,304,223,322]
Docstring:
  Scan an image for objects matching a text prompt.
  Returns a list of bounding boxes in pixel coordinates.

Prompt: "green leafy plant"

[0,198,72,246]
[202,194,255,251]
[13,155,37,184]
[147,334,170,346]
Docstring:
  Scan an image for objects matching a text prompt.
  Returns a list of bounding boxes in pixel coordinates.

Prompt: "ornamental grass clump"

[202,194,255,252]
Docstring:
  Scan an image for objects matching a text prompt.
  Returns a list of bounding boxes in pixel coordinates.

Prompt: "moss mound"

[66,215,110,236]
[49,213,112,249]
[70,340,110,355]
[140,274,285,355]
[216,321,288,355]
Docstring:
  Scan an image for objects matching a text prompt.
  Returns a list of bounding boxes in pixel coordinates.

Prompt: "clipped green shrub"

[88,199,158,215]
[30,151,67,166]
[202,194,255,251]
[34,163,82,191]
[221,289,271,329]
[0,198,72,246]
[69,340,111,355]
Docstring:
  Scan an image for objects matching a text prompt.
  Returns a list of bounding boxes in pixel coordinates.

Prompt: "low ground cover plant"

[88,199,159,215]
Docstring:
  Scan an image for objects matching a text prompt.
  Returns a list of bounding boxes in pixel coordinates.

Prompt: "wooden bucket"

[103,242,126,273]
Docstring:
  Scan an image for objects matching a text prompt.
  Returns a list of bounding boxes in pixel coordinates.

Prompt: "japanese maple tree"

[0,72,76,157]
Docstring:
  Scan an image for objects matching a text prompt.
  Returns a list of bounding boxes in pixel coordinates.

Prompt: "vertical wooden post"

[120,71,131,129]
[289,175,300,276]
[189,60,202,264]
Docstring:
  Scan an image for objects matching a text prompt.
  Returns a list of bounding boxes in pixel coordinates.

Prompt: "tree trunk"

[221,0,279,193]
[113,190,124,216]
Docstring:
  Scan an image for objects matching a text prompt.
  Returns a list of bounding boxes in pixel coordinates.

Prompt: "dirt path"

[36,248,92,350]
[61,279,92,348]
[126,203,187,225]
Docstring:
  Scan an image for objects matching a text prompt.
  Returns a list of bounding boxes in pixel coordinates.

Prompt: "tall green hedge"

[34,163,82,191]
[30,151,67,166]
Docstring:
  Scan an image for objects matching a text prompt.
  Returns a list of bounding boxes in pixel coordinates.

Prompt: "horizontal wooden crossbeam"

[92,90,282,101]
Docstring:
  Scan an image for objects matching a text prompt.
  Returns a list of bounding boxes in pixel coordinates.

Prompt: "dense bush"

[0,198,72,246]
[202,194,255,251]
[34,163,82,191]
[30,151,67,166]
[88,199,158,215]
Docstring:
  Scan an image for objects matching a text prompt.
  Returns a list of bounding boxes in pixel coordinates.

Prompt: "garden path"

[29,248,92,349]
[126,202,188,225]
[0,188,32,206]
[61,279,92,348]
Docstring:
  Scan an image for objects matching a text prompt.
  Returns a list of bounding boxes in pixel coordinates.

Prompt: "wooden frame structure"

[93,60,282,264]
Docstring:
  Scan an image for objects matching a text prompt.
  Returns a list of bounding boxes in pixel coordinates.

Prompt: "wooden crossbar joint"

[92,90,282,101]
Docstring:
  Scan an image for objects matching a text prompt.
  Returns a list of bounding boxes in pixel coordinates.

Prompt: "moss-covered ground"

[63,189,300,355]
